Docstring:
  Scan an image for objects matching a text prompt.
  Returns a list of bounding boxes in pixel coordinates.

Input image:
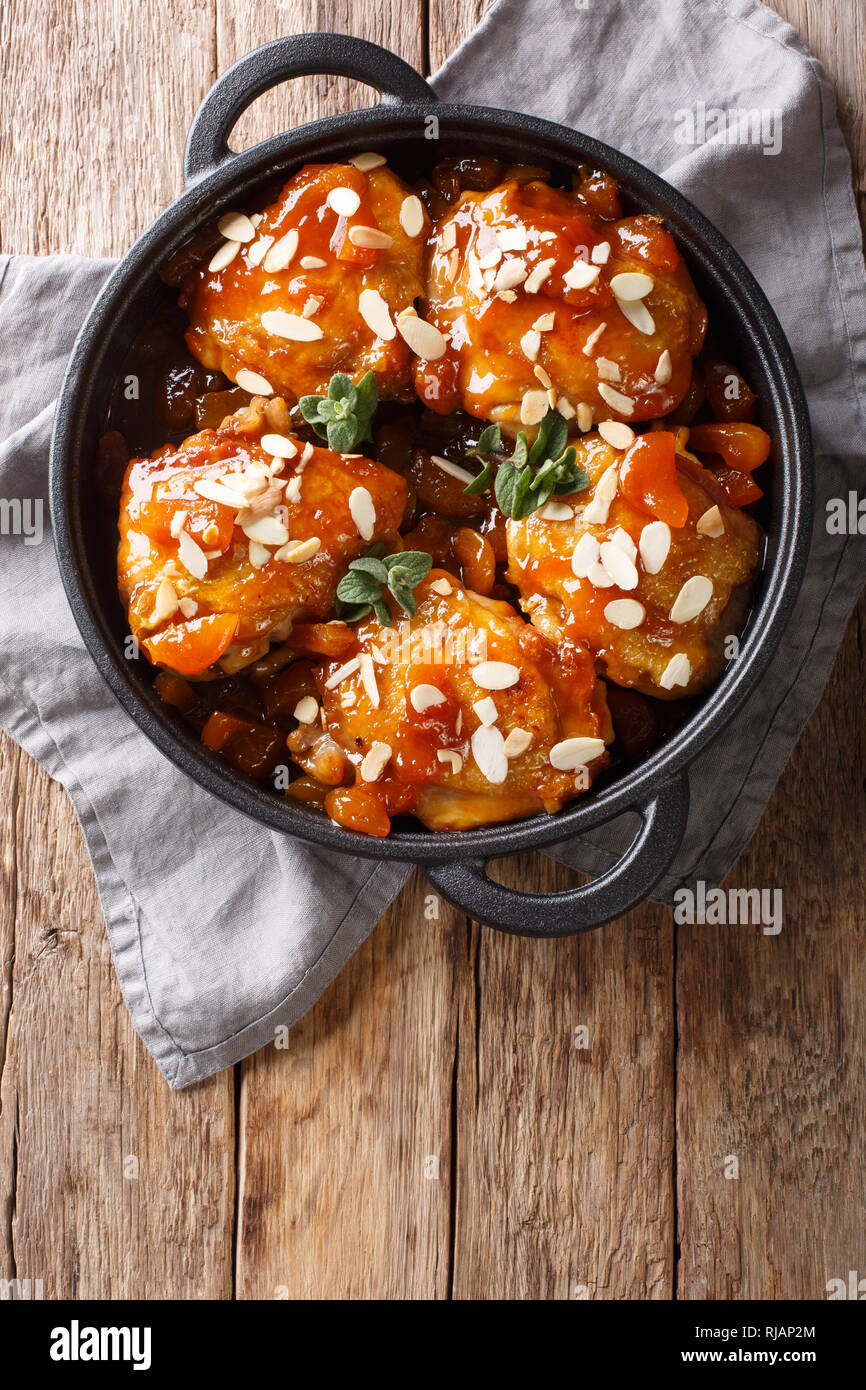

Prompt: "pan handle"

[425,775,690,937]
[184,33,437,185]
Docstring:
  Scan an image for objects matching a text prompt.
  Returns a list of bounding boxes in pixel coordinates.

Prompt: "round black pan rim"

[50,98,812,867]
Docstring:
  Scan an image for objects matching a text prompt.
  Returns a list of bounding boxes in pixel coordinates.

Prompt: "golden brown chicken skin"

[414,179,707,431]
[506,428,762,698]
[117,399,408,676]
[286,572,611,834]
[180,162,429,404]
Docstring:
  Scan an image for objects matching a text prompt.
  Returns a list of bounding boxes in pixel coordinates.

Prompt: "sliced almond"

[241,513,289,546]
[596,357,621,383]
[151,579,179,625]
[263,229,299,273]
[294,696,319,723]
[478,247,502,270]
[260,433,298,460]
[359,652,380,708]
[616,298,655,335]
[274,537,321,564]
[670,575,713,623]
[327,187,361,217]
[639,521,672,574]
[194,478,249,509]
[209,239,240,272]
[611,526,637,561]
[493,258,528,291]
[600,540,639,590]
[532,312,555,332]
[549,736,606,771]
[541,501,574,522]
[360,741,392,782]
[217,211,255,243]
[260,309,323,341]
[349,486,376,541]
[358,287,396,341]
[472,696,498,727]
[470,725,508,784]
[576,402,593,431]
[534,364,553,389]
[597,420,635,450]
[582,464,619,525]
[597,383,635,417]
[496,227,528,252]
[436,748,463,773]
[399,194,425,237]
[349,151,386,171]
[471,661,520,691]
[430,577,453,596]
[610,271,654,301]
[563,260,600,290]
[520,389,549,426]
[300,255,327,270]
[177,529,208,579]
[696,505,725,538]
[178,598,198,619]
[325,656,361,689]
[587,561,615,589]
[169,510,188,540]
[348,224,394,249]
[520,329,541,361]
[582,322,606,356]
[248,539,270,568]
[236,368,273,396]
[247,237,272,268]
[654,349,673,385]
[432,454,474,485]
[411,683,447,713]
[396,313,447,360]
[604,598,646,629]
[659,653,692,691]
[523,257,556,294]
[591,241,611,265]
[503,727,533,758]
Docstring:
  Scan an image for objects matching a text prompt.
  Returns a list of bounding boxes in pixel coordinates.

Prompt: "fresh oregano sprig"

[463,411,591,520]
[335,545,433,628]
[299,371,378,453]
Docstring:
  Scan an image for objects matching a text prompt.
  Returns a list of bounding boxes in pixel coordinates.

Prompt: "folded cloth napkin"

[1,0,864,1086]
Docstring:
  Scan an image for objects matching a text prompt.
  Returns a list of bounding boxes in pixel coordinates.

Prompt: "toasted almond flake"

[600,540,639,590]
[564,260,600,290]
[522,257,555,294]
[178,597,198,618]
[236,368,273,396]
[493,258,528,291]
[260,309,323,342]
[300,255,327,270]
[396,312,448,360]
[431,454,474,486]
[496,226,528,252]
[639,520,672,574]
[572,530,602,578]
[294,695,319,723]
[596,357,622,383]
[604,598,646,629]
[520,389,549,426]
[169,510,188,539]
[654,349,673,385]
[597,420,635,450]
[248,539,270,568]
[582,322,606,356]
[325,656,361,689]
[550,736,606,771]
[436,748,463,773]
[616,297,655,335]
[349,486,376,541]
[245,483,284,517]
[299,442,314,466]
[430,577,453,596]
[301,295,322,318]
[660,653,692,691]
[209,239,241,272]
[552,396,573,421]
[478,247,503,270]
[247,236,272,268]
[410,683,447,714]
[520,328,541,362]
[358,653,380,708]
[576,402,593,432]
[260,433,298,460]
[610,271,654,301]
[274,536,321,564]
[591,241,611,265]
[582,464,619,524]
[360,740,391,782]
[540,500,574,522]
[399,193,425,238]
[497,289,517,304]
[503,727,533,758]
[217,211,255,243]
[472,696,498,726]
[178,528,208,579]
[201,522,220,546]
[534,364,553,390]
[670,575,713,623]
[597,382,635,417]
[327,186,361,217]
[358,287,396,341]
[151,579,179,624]
[348,224,394,249]
[349,151,386,170]
[471,660,520,691]
[547,387,558,408]
[240,513,289,546]
[262,229,299,272]
[470,725,508,784]
[696,504,725,538]
[532,312,555,332]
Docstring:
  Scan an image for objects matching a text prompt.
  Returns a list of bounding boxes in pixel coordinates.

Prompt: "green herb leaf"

[347,555,390,585]
[337,547,433,628]
[298,371,379,453]
[382,550,433,586]
[463,459,492,496]
[489,409,593,519]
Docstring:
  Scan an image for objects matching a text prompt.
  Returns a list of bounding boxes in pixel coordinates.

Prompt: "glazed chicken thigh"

[180,161,429,404]
[506,428,763,698]
[415,178,707,431]
[286,572,611,833]
[118,398,408,676]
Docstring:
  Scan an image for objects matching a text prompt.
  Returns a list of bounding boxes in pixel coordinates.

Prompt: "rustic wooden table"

[1,0,863,1301]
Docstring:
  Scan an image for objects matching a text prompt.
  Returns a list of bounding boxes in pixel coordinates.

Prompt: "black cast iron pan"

[49,34,813,935]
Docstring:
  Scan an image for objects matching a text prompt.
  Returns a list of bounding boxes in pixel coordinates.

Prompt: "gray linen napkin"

[1,0,864,1086]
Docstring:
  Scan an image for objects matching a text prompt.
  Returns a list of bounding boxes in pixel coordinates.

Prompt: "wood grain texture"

[0,0,863,1303]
